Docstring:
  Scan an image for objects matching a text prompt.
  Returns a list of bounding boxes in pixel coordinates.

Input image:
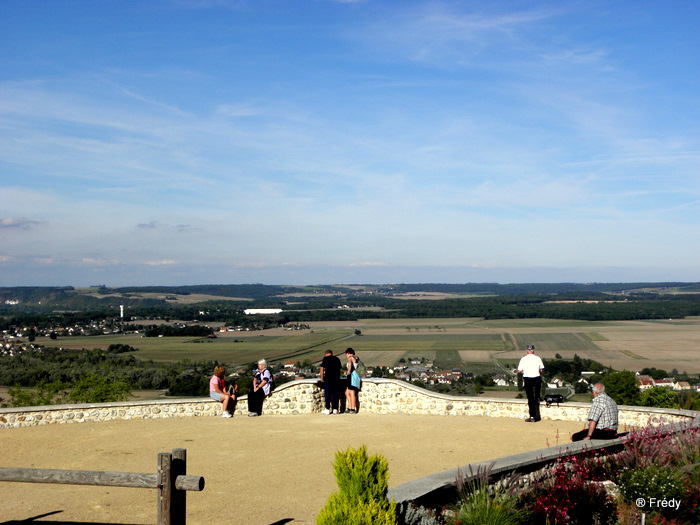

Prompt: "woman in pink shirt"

[209,365,237,418]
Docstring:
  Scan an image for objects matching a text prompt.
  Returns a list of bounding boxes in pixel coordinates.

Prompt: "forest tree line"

[3,294,700,335]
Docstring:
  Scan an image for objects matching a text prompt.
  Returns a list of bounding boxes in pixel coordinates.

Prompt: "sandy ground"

[0,413,584,525]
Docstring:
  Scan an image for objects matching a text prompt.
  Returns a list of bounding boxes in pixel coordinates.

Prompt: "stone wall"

[4,378,696,525]
[356,379,697,429]
[1,378,696,429]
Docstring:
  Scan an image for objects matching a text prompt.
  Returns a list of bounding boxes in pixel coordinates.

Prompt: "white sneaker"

[322,409,331,415]
[332,409,339,414]
[221,411,232,418]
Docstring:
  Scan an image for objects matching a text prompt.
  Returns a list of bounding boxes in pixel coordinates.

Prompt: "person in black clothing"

[247,359,273,417]
[320,349,342,414]
[517,345,544,422]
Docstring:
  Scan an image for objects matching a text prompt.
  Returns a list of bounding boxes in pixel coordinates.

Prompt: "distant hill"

[1,282,699,313]
[0,286,167,311]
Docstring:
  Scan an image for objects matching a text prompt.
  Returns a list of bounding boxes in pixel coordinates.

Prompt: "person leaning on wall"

[320,349,342,415]
[247,359,273,417]
[344,348,361,414]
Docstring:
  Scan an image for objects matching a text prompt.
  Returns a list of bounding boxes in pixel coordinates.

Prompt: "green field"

[52,330,506,373]
[45,316,700,374]
[56,330,354,368]
[511,333,600,353]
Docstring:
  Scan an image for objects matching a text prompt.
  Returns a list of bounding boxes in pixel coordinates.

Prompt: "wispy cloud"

[136,221,194,233]
[0,217,43,230]
[144,260,179,266]
[81,258,120,266]
[137,221,160,229]
[355,4,565,67]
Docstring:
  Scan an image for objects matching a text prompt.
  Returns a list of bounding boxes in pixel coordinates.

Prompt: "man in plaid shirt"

[572,383,618,441]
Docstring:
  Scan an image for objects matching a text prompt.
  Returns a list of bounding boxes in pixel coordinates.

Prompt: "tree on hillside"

[640,367,670,380]
[575,381,590,394]
[602,371,641,406]
[5,380,66,407]
[640,386,677,409]
[66,374,131,403]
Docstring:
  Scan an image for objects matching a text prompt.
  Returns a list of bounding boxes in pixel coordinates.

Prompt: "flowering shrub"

[448,424,699,525]
[609,424,700,472]
[617,465,686,507]
[608,424,700,524]
[518,456,617,525]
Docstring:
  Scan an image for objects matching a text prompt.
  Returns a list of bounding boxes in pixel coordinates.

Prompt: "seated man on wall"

[572,383,618,441]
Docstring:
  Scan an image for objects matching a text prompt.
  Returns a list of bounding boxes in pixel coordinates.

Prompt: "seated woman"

[209,365,237,418]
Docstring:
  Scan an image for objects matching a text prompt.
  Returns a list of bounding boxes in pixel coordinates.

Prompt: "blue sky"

[1,0,699,286]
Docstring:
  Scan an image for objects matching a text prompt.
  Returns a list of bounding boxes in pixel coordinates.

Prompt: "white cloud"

[81,258,120,266]
[144,260,179,266]
[0,217,43,230]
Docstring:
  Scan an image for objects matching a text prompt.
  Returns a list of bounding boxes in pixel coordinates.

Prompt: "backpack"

[354,358,366,378]
[256,368,274,391]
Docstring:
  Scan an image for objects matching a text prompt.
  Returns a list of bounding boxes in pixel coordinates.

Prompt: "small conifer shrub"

[316,445,397,525]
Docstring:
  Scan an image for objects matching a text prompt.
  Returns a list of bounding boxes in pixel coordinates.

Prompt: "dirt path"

[0,414,583,524]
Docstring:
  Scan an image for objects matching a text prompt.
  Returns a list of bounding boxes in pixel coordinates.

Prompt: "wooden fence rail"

[0,448,204,525]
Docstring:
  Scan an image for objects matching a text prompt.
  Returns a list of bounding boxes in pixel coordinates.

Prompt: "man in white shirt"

[517,345,544,422]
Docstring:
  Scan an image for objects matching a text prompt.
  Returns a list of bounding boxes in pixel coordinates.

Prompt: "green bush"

[450,487,524,525]
[6,380,67,407]
[449,464,526,525]
[317,492,397,525]
[66,374,131,403]
[639,386,678,408]
[316,445,397,525]
[617,465,686,510]
[4,374,130,407]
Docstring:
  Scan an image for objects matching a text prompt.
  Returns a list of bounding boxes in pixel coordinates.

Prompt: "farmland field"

[49,316,700,374]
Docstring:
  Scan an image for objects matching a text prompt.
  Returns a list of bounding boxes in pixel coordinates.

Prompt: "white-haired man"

[572,383,618,441]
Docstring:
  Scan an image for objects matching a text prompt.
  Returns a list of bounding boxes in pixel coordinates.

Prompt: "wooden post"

[171,448,186,525]
[0,449,203,525]
[157,452,172,525]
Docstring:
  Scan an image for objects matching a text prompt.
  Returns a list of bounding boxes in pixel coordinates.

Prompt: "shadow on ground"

[1,510,145,525]
[2,511,296,525]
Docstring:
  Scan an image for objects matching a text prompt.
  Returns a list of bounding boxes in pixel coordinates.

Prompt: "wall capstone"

[1,378,696,430]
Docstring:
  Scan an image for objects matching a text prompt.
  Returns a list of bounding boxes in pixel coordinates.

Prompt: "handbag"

[350,370,362,390]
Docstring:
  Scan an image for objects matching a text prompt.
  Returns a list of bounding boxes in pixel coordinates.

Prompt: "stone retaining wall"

[1,378,696,429]
[390,418,700,525]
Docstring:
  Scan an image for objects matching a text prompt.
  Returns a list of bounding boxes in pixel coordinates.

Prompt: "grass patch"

[619,349,648,360]
[582,332,608,341]
[432,350,463,369]
[358,334,500,342]
[568,393,594,403]
[463,362,503,375]
[512,333,601,352]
